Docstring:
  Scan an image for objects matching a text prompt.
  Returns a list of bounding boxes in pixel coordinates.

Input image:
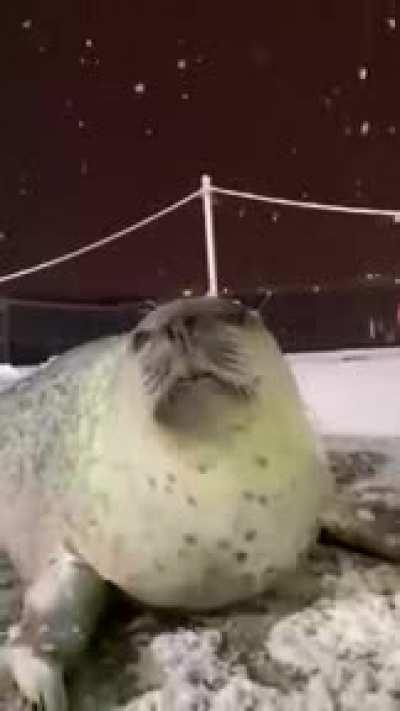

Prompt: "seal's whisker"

[143,370,165,394]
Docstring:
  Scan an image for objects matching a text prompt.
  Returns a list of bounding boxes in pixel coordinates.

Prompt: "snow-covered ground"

[288,347,400,437]
[1,348,400,710]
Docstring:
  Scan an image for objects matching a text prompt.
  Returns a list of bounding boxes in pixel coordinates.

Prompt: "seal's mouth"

[153,370,256,425]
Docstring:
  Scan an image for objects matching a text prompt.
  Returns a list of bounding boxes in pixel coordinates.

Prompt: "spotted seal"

[0,297,331,709]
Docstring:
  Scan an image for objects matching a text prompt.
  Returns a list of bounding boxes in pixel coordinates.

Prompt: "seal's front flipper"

[5,547,106,711]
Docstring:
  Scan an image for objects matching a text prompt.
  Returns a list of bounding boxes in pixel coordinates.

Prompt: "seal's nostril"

[184,316,196,332]
[166,326,174,341]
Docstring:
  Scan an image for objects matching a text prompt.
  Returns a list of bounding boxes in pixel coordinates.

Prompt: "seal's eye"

[132,329,151,351]
[221,308,247,327]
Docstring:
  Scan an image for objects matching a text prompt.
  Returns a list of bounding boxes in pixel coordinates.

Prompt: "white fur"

[6,644,67,711]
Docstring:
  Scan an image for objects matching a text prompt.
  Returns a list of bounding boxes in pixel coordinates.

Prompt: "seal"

[0,297,331,710]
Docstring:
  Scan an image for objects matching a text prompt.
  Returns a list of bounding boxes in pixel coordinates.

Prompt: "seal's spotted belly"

[75,413,323,609]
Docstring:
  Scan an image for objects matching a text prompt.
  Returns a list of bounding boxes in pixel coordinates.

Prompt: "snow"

[360,120,371,136]
[1,347,400,709]
[287,347,400,437]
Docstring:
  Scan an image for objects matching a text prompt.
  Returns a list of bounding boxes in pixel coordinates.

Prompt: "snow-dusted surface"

[1,348,400,710]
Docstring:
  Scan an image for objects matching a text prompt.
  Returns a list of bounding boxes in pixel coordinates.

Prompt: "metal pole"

[201,174,218,296]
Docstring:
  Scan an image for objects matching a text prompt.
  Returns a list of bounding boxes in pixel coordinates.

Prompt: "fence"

[1,175,400,295]
[1,176,400,362]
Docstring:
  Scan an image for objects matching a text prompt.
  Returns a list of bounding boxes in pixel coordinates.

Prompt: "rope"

[2,177,400,287]
[213,185,400,218]
[0,189,201,285]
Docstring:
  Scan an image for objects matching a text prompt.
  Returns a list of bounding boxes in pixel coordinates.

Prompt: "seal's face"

[131,297,263,422]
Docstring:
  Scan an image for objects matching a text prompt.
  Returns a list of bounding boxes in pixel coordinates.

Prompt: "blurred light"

[357,65,368,80]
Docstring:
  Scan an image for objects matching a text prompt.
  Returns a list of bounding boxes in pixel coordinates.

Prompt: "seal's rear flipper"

[5,546,106,711]
[319,492,400,563]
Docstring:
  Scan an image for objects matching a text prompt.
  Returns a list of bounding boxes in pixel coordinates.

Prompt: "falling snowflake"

[80,159,88,176]
[0,232,6,241]
[144,127,154,137]
[387,125,396,135]
[181,92,190,100]
[182,288,193,297]
[357,65,368,80]
[22,19,32,30]
[134,82,146,95]
[85,38,94,48]
[177,58,187,70]
[271,211,280,223]
[386,16,396,30]
[360,120,370,136]
[78,119,85,129]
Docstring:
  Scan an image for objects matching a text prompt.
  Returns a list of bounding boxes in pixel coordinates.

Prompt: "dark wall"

[2,287,400,364]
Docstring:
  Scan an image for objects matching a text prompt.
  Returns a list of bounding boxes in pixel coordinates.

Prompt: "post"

[0,299,10,363]
[201,174,218,296]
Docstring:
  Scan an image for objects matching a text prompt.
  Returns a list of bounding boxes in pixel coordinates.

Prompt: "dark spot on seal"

[244,529,257,542]
[258,495,268,506]
[154,560,166,572]
[147,476,156,489]
[263,565,275,577]
[167,472,176,483]
[242,490,255,501]
[187,496,197,507]
[235,550,248,563]
[217,539,231,550]
[255,455,269,468]
[183,534,198,546]
[231,423,246,433]
[197,463,209,474]
[165,485,173,494]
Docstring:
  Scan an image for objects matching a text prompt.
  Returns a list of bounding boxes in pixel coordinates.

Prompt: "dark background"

[0,0,399,301]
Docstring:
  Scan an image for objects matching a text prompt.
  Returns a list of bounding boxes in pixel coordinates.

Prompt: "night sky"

[1,1,399,301]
